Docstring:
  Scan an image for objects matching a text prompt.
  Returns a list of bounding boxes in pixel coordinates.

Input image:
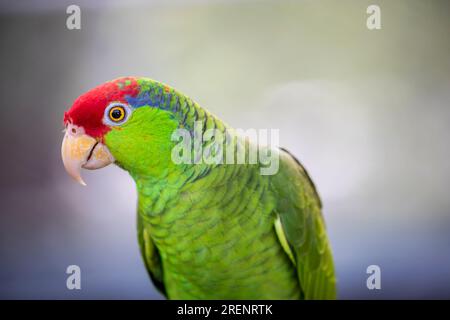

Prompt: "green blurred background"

[0,0,449,299]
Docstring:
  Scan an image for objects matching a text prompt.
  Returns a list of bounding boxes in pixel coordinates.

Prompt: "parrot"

[61,77,336,299]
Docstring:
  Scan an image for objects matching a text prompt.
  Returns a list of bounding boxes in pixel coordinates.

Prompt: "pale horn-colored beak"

[61,123,115,186]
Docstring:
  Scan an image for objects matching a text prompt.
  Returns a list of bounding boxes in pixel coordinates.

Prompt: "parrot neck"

[130,128,250,219]
[132,161,214,218]
[122,78,257,216]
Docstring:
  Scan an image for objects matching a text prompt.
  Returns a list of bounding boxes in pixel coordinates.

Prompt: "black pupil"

[111,108,123,120]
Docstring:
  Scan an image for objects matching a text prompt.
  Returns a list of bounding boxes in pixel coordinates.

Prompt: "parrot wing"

[272,148,336,299]
[137,216,167,297]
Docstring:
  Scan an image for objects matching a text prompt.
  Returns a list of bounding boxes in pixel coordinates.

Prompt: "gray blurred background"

[0,0,449,299]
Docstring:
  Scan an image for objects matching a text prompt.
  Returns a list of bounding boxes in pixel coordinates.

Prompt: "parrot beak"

[61,124,115,186]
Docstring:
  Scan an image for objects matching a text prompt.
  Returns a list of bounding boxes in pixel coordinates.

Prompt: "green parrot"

[61,77,336,299]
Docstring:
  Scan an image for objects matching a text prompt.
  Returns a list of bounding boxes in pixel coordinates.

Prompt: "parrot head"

[62,77,179,185]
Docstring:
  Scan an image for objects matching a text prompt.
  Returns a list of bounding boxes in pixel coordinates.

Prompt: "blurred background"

[0,0,449,299]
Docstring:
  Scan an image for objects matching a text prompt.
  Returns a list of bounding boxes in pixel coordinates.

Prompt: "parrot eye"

[110,106,125,122]
[104,102,132,126]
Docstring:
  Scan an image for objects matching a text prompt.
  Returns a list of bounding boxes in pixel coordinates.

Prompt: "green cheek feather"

[105,106,179,178]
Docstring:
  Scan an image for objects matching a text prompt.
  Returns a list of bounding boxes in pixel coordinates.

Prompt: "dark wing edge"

[279,147,322,209]
[273,148,337,299]
[137,216,167,297]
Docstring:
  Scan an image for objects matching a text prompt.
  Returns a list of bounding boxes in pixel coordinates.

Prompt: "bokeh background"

[1,0,449,299]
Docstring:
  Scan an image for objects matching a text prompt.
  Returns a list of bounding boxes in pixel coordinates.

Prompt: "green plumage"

[104,78,336,299]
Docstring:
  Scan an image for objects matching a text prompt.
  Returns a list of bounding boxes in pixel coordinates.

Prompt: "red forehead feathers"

[64,77,139,139]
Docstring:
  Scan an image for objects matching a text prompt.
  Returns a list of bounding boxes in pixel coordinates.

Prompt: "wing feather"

[272,148,336,299]
[137,216,167,297]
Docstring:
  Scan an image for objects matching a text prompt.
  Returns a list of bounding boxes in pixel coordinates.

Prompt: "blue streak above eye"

[125,85,173,111]
[126,92,154,108]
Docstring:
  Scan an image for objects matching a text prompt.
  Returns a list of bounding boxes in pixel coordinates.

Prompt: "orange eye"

[104,102,132,126]
[109,106,126,122]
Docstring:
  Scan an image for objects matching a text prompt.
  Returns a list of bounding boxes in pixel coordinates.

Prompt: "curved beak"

[61,124,115,186]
